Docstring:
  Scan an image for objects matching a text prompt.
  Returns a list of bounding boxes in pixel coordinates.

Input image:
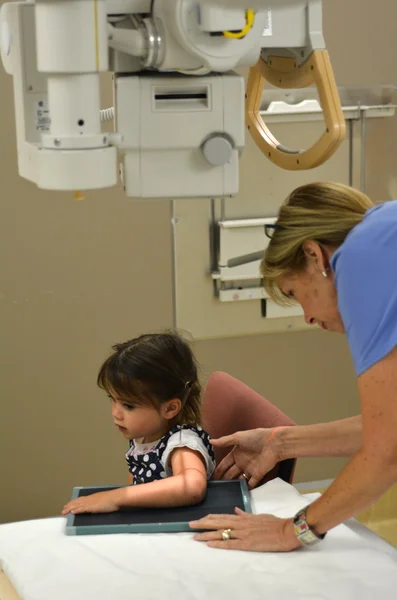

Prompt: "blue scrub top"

[331,200,397,376]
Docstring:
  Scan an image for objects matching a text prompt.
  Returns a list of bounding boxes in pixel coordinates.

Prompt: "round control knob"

[202,134,233,166]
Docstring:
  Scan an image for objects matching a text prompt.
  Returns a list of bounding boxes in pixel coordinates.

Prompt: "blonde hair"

[260,182,373,305]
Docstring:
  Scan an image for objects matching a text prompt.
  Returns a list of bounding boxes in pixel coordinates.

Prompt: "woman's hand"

[212,428,282,488]
[62,490,121,515]
[190,508,300,552]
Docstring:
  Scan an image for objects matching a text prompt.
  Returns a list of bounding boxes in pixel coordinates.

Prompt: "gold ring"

[222,528,232,541]
[242,472,249,481]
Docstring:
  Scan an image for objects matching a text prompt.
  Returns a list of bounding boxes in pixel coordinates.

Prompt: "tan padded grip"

[246,50,346,170]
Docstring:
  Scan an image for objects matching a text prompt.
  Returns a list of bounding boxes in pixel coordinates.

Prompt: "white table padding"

[1,478,397,600]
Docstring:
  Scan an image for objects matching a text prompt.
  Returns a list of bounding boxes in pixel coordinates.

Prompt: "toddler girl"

[62,332,215,515]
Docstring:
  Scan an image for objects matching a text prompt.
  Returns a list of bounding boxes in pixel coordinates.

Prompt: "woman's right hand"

[211,428,282,489]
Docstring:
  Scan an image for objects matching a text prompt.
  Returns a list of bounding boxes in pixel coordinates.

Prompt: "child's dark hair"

[97,332,202,426]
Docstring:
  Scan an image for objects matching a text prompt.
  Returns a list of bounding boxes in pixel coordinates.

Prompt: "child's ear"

[162,399,182,420]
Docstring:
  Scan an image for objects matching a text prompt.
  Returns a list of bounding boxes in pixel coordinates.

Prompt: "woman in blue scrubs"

[191,182,397,551]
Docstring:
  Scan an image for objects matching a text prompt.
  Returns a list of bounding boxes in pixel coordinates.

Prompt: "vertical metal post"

[171,200,178,328]
[360,108,367,192]
[348,118,354,187]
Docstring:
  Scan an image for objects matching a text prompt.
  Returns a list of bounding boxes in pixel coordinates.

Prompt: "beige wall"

[1,0,397,524]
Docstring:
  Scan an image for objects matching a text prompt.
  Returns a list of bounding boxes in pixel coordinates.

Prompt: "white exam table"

[0,478,396,600]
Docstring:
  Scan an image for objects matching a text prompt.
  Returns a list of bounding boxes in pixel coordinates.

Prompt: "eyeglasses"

[264,224,285,239]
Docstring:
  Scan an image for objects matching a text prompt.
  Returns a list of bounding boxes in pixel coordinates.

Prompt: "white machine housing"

[0,0,326,199]
[1,0,118,191]
[116,72,244,198]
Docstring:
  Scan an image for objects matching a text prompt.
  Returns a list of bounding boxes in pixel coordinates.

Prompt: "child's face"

[110,394,166,442]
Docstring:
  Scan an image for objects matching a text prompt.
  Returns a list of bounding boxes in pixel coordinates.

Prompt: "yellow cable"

[223,9,255,40]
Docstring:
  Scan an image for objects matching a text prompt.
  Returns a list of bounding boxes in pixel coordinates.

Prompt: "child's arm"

[62,448,207,515]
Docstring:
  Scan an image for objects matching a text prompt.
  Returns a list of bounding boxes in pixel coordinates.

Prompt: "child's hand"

[62,491,121,515]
